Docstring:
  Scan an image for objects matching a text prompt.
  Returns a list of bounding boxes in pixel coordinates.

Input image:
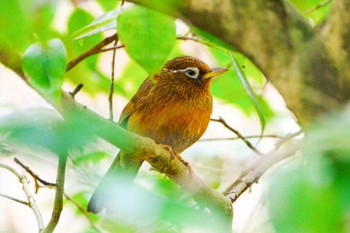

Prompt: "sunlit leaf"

[229,51,265,135]
[118,5,176,74]
[69,10,118,40]
[289,0,332,24]
[22,39,67,100]
[97,0,120,11]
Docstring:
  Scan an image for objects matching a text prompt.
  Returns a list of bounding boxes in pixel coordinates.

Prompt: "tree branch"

[66,33,118,72]
[223,130,303,201]
[0,193,29,206]
[12,158,101,232]
[211,117,263,155]
[43,155,67,233]
[0,163,44,232]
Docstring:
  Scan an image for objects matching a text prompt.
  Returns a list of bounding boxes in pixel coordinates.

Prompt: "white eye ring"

[183,67,199,79]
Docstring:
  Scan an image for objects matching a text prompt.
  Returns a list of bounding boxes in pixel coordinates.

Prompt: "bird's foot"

[159,144,195,177]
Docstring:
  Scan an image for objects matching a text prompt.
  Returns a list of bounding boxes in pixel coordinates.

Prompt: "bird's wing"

[119,78,155,127]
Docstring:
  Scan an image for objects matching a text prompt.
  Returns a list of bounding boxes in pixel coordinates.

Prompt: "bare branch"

[200,134,282,142]
[69,84,84,98]
[0,162,44,231]
[63,193,102,232]
[12,158,101,232]
[66,34,118,72]
[99,44,125,52]
[305,0,332,14]
[223,130,303,202]
[14,158,57,188]
[108,39,119,121]
[225,142,301,202]
[211,117,264,155]
[0,193,28,206]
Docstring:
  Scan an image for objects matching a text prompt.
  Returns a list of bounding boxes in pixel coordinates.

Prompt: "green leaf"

[229,51,265,135]
[0,0,31,51]
[69,10,118,40]
[22,39,67,100]
[117,5,176,74]
[289,0,332,25]
[97,0,120,11]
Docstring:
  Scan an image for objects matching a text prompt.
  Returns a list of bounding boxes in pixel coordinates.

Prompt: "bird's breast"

[126,93,212,153]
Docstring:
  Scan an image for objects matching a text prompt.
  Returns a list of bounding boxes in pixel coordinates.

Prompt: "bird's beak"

[202,67,228,80]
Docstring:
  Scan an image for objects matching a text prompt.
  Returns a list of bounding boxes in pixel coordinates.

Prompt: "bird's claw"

[159,144,195,177]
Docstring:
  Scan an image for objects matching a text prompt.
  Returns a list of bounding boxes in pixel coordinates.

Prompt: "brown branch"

[66,33,118,72]
[99,44,125,52]
[69,84,84,98]
[108,39,119,121]
[43,155,67,233]
[305,0,332,14]
[225,142,301,202]
[200,134,282,142]
[14,158,57,188]
[63,193,102,232]
[176,35,214,47]
[211,117,264,155]
[223,130,303,202]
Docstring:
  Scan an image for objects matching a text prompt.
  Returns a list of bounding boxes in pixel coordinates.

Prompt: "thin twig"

[305,0,332,14]
[200,134,282,142]
[14,158,56,187]
[225,142,301,203]
[66,34,118,72]
[64,193,102,232]
[211,117,264,155]
[13,159,100,231]
[0,193,29,206]
[99,44,125,52]
[0,162,44,231]
[43,155,68,233]
[108,39,119,121]
[176,36,214,48]
[69,84,84,98]
[223,130,303,202]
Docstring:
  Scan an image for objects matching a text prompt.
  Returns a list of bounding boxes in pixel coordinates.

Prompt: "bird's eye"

[183,67,199,79]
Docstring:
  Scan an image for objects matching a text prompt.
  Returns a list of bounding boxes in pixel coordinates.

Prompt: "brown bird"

[87,56,228,213]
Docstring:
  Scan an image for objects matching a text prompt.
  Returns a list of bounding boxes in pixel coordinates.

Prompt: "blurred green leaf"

[0,0,31,51]
[69,10,118,40]
[28,0,57,40]
[268,111,350,233]
[117,59,148,98]
[117,5,176,74]
[229,51,265,134]
[97,0,120,11]
[0,110,97,156]
[22,39,66,101]
[72,151,111,165]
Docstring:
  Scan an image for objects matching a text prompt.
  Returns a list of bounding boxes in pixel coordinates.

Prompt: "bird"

[87,56,228,213]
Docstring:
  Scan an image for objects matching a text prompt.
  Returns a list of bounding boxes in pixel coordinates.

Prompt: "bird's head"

[153,56,228,89]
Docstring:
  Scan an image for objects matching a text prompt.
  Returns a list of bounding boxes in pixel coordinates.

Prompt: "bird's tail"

[87,152,143,213]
